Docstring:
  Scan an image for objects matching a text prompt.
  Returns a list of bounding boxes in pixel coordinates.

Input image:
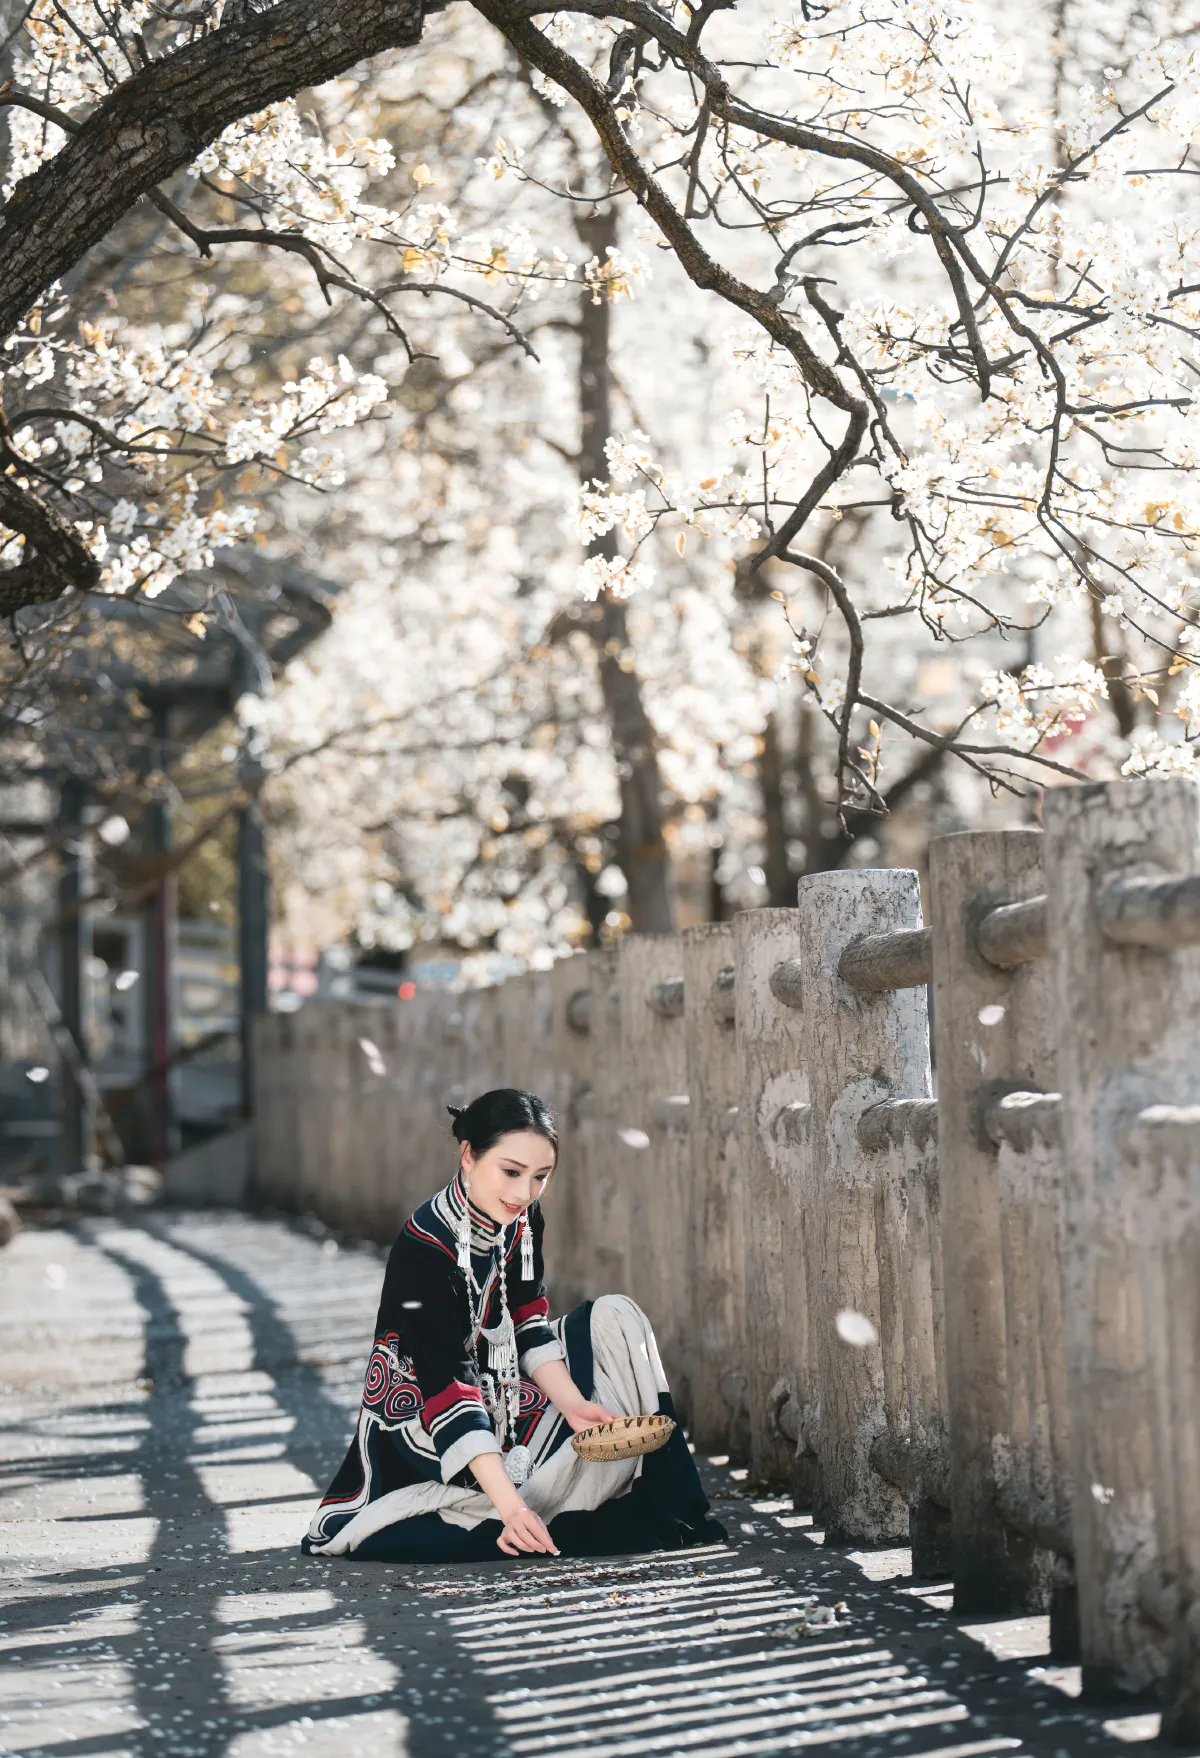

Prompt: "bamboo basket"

[570,1413,676,1462]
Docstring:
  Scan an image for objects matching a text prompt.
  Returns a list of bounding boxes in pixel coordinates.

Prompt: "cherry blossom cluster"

[4,295,384,599]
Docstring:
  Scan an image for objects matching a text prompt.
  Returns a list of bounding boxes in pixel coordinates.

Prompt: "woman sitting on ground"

[303,1087,725,1561]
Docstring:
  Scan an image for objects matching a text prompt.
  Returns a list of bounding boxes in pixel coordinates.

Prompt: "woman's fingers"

[517,1513,558,1555]
[568,1400,622,1430]
[499,1508,559,1556]
[509,1511,562,1554]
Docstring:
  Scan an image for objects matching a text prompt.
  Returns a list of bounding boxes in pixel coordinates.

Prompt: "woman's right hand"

[469,1451,559,1556]
[497,1503,559,1557]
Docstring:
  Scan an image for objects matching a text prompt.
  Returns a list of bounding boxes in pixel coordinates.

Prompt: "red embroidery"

[512,1296,549,1326]
[422,1379,484,1420]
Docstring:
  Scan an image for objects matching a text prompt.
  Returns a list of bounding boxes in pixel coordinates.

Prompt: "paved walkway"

[0,1213,1191,1758]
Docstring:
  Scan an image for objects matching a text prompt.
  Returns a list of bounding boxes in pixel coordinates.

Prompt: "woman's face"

[461,1129,556,1226]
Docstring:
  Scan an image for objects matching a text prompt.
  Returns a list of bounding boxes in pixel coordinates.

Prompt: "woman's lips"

[501,1200,523,1216]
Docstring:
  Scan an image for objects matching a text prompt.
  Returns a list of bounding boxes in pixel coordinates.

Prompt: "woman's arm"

[469,1450,559,1555]
[530,1356,618,1431]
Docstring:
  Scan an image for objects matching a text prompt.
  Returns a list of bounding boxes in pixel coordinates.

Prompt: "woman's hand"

[529,1359,621,1432]
[470,1451,559,1557]
[497,1504,559,1557]
[564,1400,620,1432]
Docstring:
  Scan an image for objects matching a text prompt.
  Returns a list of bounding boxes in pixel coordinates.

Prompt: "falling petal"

[617,1127,650,1149]
[835,1308,878,1348]
[357,1037,387,1076]
[978,1003,1005,1027]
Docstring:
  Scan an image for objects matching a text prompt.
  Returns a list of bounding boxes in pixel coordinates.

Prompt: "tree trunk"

[576,208,676,935]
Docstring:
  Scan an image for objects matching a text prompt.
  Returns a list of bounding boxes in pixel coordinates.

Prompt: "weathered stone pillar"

[1121,1105,1200,1739]
[345,999,386,1238]
[618,935,690,1405]
[788,869,925,1543]
[732,907,810,1491]
[295,1001,329,1221]
[681,922,742,1453]
[586,944,629,1295]
[546,952,592,1310]
[988,1091,1075,1649]
[325,1002,358,1233]
[929,829,1056,1614]
[1044,777,1200,1699]
[499,969,554,1093]
[857,1098,948,1575]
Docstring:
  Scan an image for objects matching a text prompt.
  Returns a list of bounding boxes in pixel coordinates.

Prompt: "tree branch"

[0,467,101,615]
[0,0,425,344]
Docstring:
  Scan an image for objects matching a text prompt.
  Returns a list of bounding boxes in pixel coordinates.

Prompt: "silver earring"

[521,1203,535,1280]
[457,1168,472,1274]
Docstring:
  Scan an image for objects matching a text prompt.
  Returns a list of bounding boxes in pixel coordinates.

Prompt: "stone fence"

[253,774,1200,1742]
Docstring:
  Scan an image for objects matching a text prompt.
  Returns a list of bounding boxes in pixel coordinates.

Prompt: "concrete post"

[455,983,499,1112]
[498,970,532,1089]
[789,869,923,1544]
[928,828,1056,1614]
[732,907,811,1491]
[858,1100,950,1575]
[412,990,451,1210]
[295,1002,325,1219]
[988,1094,1075,1650]
[365,1003,405,1241]
[547,951,592,1312]
[347,1001,389,1239]
[681,923,742,1452]
[324,1003,356,1233]
[1120,1106,1200,1740]
[618,935,690,1405]
[586,945,629,1295]
[1044,776,1200,1698]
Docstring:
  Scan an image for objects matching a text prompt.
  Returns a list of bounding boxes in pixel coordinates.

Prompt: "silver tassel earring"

[457,1168,473,1274]
[520,1204,534,1281]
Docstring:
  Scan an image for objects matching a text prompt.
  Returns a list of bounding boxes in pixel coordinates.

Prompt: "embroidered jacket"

[363,1173,564,1483]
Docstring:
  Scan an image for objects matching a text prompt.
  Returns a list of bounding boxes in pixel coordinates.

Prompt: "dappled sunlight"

[1,1215,1184,1758]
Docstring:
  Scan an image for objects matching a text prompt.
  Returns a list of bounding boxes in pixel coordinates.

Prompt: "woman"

[303,1087,725,1561]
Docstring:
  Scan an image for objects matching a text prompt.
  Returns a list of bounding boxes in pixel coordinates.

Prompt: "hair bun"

[444,1089,559,1159]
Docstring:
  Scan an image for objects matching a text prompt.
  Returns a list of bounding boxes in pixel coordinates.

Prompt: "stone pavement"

[1,1213,1194,1758]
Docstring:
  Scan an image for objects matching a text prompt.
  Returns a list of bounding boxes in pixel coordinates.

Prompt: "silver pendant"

[504,1444,533,1486]
[481,1315,516,1372]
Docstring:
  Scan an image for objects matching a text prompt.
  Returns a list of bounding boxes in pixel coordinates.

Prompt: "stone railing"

[253,774,1200,1743]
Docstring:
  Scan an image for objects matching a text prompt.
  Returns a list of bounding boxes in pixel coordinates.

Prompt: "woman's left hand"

[565,1400,620,1432]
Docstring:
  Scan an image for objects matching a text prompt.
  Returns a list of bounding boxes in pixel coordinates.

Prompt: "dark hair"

[447,1088,559,1159]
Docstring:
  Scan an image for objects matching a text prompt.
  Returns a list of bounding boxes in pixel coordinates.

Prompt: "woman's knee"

[590,1292,650,1334]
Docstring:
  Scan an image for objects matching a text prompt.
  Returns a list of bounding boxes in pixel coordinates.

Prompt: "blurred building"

[0,554,335,1177]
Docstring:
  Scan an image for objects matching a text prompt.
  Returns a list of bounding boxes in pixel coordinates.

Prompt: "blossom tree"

[5,0,1200,865]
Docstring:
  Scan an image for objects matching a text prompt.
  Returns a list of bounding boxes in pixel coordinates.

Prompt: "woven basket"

[570,1413,676,1462]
